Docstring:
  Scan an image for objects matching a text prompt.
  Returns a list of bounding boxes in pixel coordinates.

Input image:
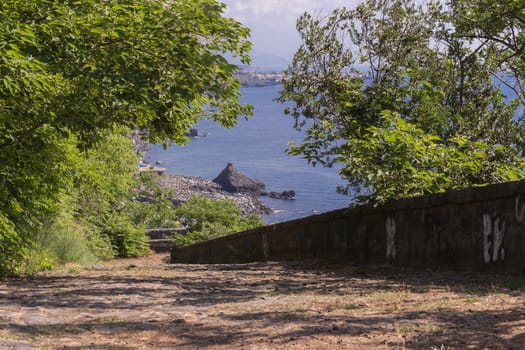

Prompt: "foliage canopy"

[0,0,252,276]
[172,196,265,247]
[279,0,525,204]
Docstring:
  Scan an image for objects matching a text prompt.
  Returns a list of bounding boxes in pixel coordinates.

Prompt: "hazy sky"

[221,0,360,60]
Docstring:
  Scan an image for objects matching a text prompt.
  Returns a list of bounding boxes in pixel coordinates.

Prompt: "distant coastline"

[236,68,283,87]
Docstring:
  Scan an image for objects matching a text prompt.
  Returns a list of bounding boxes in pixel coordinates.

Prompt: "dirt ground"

[1,254,524,350]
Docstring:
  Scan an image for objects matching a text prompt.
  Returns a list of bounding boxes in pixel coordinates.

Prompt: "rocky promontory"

[156,174,272,215]
[151,163,296,216]
[213,163,265,194]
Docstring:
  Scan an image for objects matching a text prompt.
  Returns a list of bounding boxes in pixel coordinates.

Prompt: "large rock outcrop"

[212,163,265,194]
[156,174,271,215]
[268,190,296,200]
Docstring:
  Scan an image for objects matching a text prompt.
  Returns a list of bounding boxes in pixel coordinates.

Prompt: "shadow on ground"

[1,260,524,349]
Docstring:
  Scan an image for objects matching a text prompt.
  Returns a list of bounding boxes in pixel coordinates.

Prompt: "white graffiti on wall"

[386,216,396,260]
[262,233,269,260]
[483,214,506,264]
[515,196,525,223]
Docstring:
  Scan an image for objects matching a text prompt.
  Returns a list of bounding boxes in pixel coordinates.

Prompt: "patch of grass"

[465,297,481,303]
[277,312,302,321]
[67,267,81,274]
[366,291,394,303]
[489,292,509,298]
[90,316,126,324]
[293,306,308,313]
[218,303,246,312]
[423,323,445,333]
[340,302,363,310]
[505,275,525,291]
[409,286,430,293]
[0,329,12,340]
[427,297,456,311]
[262,291,280,298]
[28,324,88,337]
[384,304,402,313]
[395,324,415,335]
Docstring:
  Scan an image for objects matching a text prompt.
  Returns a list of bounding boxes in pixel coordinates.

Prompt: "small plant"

[0,214,26,277]
[293,306,308,313]
[505,275,525,291]
[341,303,362,310]
[465,297,481,304]
[424,323,444,333]
[278,312,302,320]
[396,324,415,335]
[99,212,149,258]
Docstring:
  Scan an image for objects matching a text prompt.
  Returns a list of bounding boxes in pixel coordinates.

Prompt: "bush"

[99,212,150,258]
[0,214,26,277]
[172,196,264,246]
[127,174,181,229]
[37,218,111,265]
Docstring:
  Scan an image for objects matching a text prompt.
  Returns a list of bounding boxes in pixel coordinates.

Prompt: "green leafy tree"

[172,196,264,246]
[73,131,150,258]
[343,111,525,204]
[0,212,27,277]
[278,0,525,204]
[0,0,252,276]
[127,174,182,229]
[451,0,525,105]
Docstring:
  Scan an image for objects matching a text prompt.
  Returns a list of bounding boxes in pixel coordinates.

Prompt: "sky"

[221,0,360,63]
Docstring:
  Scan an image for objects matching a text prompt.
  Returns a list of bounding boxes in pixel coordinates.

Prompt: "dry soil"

[1,254,524,349]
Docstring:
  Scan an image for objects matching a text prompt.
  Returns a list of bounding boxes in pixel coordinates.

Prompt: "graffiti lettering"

[262,233,269,260]
[515,196,525,223]
[483,214,505,264]
[386,216,396,260]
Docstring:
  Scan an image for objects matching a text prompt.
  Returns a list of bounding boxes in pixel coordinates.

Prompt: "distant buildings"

[236,68,284,87]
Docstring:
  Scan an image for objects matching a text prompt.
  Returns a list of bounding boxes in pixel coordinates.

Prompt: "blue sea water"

[145,85,350,223]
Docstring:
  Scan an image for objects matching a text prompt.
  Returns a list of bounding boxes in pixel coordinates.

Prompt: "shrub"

[172,196,264,246]
[99,212,150,258]
[0,214,26,277]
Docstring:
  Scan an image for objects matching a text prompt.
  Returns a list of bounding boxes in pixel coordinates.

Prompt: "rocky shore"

[156,174,272,215]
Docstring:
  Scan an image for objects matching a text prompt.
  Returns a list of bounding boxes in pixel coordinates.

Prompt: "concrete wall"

[171,179,525,272]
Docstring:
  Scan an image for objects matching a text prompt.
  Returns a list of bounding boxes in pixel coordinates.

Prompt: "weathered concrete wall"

[171,180,525,272]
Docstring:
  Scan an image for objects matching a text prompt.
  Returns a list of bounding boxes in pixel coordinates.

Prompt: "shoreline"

[156,174,272,216]
[129,130,271,216]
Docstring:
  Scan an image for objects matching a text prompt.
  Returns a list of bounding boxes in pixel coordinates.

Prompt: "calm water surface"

[146,85,350,223]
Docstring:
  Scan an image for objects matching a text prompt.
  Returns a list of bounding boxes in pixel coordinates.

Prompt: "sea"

[145,85,351,223]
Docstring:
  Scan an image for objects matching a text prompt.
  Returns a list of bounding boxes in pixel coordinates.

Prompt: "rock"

[268,190,296,200]
[212,163,265,194]
[186,128,208,138]
[156,174,271,215]
[188,128,199,137]
[136,196,155,203]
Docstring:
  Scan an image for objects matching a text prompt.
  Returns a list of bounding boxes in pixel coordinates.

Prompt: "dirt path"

[1,254,524,349]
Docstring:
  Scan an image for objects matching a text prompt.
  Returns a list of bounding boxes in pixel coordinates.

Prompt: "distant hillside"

[249,52,290,72]
[226,51,290,72]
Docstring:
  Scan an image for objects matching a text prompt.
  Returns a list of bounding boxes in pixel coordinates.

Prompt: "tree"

[451,0,525,105]
[278,0,525,205]
[0,0,252,275]
[342,111,524,203]
[172,196,264,246]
